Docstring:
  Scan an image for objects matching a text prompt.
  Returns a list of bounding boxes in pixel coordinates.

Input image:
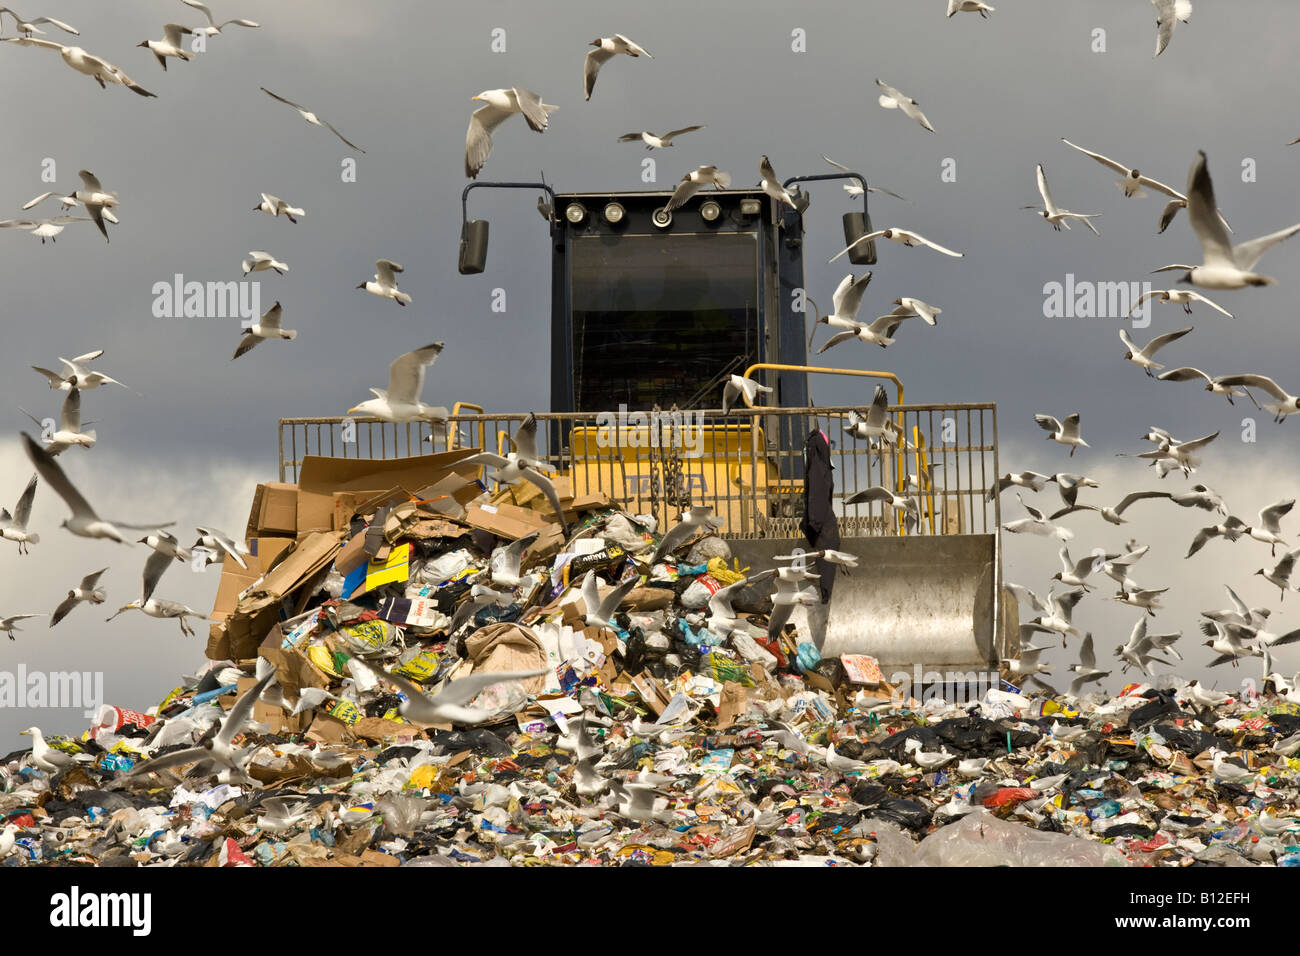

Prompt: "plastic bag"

[913,810,1128,867]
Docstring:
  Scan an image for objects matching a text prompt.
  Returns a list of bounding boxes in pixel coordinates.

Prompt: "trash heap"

[2,449,1299,867]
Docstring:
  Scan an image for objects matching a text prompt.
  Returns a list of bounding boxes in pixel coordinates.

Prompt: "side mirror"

[841,211,877,266]
[458,219,490,275]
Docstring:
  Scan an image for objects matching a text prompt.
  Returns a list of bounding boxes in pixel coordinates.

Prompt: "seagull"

[1068,634,1111,696]
[892,297,940,326]
[233,301,296,360]
[1201,585,1270,631]
[241,251,288,276]
[107,595,205,636]
[1052,546,1102,589]
[1100,543,1149,590]
[0,614,43,640]
[465,87,557,179]
[254,796,313,833]
[1186,516,1249,558]
[125,670,277,781]
[843,385,910,451]
[1115,618,1173,674]
[347,343,446,422]
[22,432,171,542]
[24,170,119,242]
[829,226,962,264]
[584,33,651,100]
[772,548,859,569]
[1210,751,1257,785]
[30,350,128,392]
[19,726,83,772]
[1134,430,1218,475]
[20,386,95,456]
[764,567,821,641]
[573,712,609,799]
[1153,151,1300,289]
[986,471,1050,500]
[448,581,513,633]
[1255,549,1300,600]
[821,156,908,200]
[1034,412,1088,456]
[1247,499,1294,556]
[846,486,921,534]
[349,657,548,726]
[1119,327,1192,377]
[1059,138,1225,233]
[663,165,731,213]
[2,36,156,96]
[875,79,934,132]
[649,505,723,565]
[903,738,956,770]
[1130,289,1232,318]
[357,259,411,306]
[1156,367,1253,405]
[1114,585,1168,617]
[459,414,571,535]
[816,310,917,353]
[260,87,364,152]
[1047,472,1099,509]
[1036,589,1085,640]
[1171,484,1227,513]
[1273,732,1300,757]
[759,155,796,210]
[1152,0,1193,58]
[488,531,538,589]
[0,823,17,859]
[252,193,303,222]
[618,125,704,149]
[581,569,640,629]
[1182,679,1231,709]
[1003,642,1053,680]
[810,272,874,342]
[288,687,340,717]
[137,23,193,70]
[138,529,190,600]
[1210,374,1300,423]
[0,474,39,554]
[1002,494,1073,541]
[180,0,258,36]
[721,374,772,414]
[947,0,995,17]
[0,215,92,243]
[50,568,107,627]
[1026,164,1100,235]
[0,7,77,35]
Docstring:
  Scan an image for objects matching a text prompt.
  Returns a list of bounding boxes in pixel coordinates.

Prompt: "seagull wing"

[510,413,541,461]
[899,229,962,257]
[80,567,108,590]
[1232,223,1300,272]
[321,118,364,153]
[182,0,218,27]
[3,35,64,52]
[1156,366,1211,384]
[1259,499,1295,533]
[375,259,402,286]
[1185,152,1235,267]
[595,574,639,622]
[217,669,278,747]
[49,593,80,628]
[1184,292,1233,317]
[426,667,550,710]
[22,432,95,520]
[662,125,704,141]
[1144,326,1194,356]
[1152,0,1178,57]
[386,342,443,405]
[1114,490,1172,514]
[520,467,569,532]
[1212,374,1288,402]
[260,86,308,112]
[1060,138,1131,176]
[1177,431,1219,454]
[232,332,264,360]
[664,176,702,213]
[584,48,613,99]
[1036,164,1056,212]
[826,230,886,264]
[815,330,856,354]
[831,272,870,320]
[1034,413,1062,434]
[12,474,38,527]
[466,103,508,178]
[511,87,552,132]
[59,387,82,432]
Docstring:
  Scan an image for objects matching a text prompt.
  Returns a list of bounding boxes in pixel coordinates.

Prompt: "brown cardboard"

[630,673,670,717]
[210,536,295,621]
[464,501,551,540]
[246,482,298,538]
[334,530,370,576]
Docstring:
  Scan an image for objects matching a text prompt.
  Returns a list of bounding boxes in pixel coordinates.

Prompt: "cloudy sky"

[1,0,1299,744]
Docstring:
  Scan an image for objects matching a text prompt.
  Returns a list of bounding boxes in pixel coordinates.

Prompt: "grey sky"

[1,0,1299,743]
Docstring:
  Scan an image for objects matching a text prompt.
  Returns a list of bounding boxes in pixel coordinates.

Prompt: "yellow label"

[364,543,412,591]
[328,699,362,725]
[407,765,439,790]
[307,644,342,677]
[340,620,389,649]
[395,650,440,682]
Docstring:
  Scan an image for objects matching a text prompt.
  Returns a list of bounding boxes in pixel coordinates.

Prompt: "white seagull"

[0,215,92,243]
[829,227,962,264]
[618,125,704,149]
[1155,367,1253,405]
[846,486,921,534]
[1153,151,1300,289]
[1026,164,1100,235]
[19,386,95,455]
[649,505,724,566]
[1256,549,1300,600]
[1152,0,1193,57]
[581,569,640,629]
[459,414,571,535]
[1210,374,1300,423]
[24,169,120,242]
[875,79,934,132]
[721,374,772,413]
[816,311,917,354]
[584,34,651,100]
[664,165,731,213]
[1068,633,1111,696]
[241,250,288,276]
[50,568,108,627]
[180,0,258,36]
[986,471,1050,499]
[233,301,296,360]
[357,258,411,306]
[137,23,193,70]
[947,0,995,17]
[1247,499,1294,556]
[260,87,365,152]
[0,614,43,640]
[1130,288,1231,318]
[821,156,909,200]
[1002,494,1073,541]
[843,385,909,451]
[32,350,127,391]
[2,36,156,96]
[22,432,171,542]
[347,342,447,422]
[252,193,303,222]
[759,155,797,210]
[0,474,39,553]
[349,657,548,726]
[0,7,77,36]
[1034,412,1088,456]
[465,87,557,179]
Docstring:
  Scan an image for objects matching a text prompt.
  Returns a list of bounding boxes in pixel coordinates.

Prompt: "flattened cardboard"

[296,449,481,533]
[246,482,298,538]
[464,501,550,540]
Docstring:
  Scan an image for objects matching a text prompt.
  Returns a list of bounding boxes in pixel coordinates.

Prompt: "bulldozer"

[278,168,1018,695]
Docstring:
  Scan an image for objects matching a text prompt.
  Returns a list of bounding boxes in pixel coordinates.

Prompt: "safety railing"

[277,403,1000,543]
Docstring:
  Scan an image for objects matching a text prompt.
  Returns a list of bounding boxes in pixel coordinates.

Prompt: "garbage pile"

[2,449,1299,867]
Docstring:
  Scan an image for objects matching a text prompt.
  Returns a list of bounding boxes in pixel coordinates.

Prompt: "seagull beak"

[346,406,361,414]
[471,95,483,101]
[18,730,29,736]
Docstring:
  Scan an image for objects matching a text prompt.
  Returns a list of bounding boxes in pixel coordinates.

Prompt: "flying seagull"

[19,386,95,455]
[1120,326,1193,376]
[180,0,258,35]
[759,155,796,210]
[241,251,288,276]
[1152,0,1193,58]
[233,301,296,360]
[664,165,731,213]
[1153,151,1300,289]
[23,169,119,242]
[875,79,934,132]
[581,569,640,628]
[584,34,651,100]
[1155,367,1252,405]
[347,343,448,422]
[1210,374,1300,422]
[22,432,172,542]
[458,414,570,535]
[32,350,127,391]
[1026,164,1099,234]
[1129,288,1232,318]
[822,156,908,200]
[2,36,156,96]
[465,87,557,179]
[137,23,193,70]
[0,7,78,36]
[0,215,93,243]
[829,227,963,264]
[357,258,411,306]
[49,568,107,627]
[253,193,303,222]
[0,474,40,553]
[260,87,365,152]
[947,0,995,16]
[349,657,548,726]
[1034,412,1088,456]
[618,126,704,149]
[193,526,249,569]
[721,374,772,414]
[649,505,723,566]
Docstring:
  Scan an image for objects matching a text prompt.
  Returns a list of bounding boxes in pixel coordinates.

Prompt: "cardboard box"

[246,482,298,538]
[295,449,482,534]
[210,536,295,622]
[463,500,557,541]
